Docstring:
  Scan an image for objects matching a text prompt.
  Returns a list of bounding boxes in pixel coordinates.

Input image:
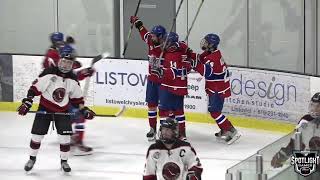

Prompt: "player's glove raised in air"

[271,148,289,168]
[77,67,95,80]
[130,16,143,29]
[80,106,96,120]
[18,98,33,116]
[66,36,75,44]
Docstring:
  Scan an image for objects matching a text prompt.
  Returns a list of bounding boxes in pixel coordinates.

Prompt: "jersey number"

[170,61,177,68]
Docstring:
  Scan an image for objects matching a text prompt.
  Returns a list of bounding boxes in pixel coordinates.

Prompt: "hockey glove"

[151,67,163,78]
[18,98,33,116]
[130,16,143,29]
[188,57,198,69]
[77,67,95,80]
[271,148,289,168]
[80,107,96,120]
[66,36,75,44]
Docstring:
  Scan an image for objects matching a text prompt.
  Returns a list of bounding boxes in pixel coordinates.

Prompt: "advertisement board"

[224,67,310,122]
[11,55,314,122]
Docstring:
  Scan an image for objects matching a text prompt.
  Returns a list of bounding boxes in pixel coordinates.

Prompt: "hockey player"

[130,16,168,141]
[18,45,96,173]
[42,32,81,70]
[143,117,202,180]
[188,33,240,144]
[42,32,65,68]
[152,32,191,141]
[43,33,95,155]
[271,92,320,178]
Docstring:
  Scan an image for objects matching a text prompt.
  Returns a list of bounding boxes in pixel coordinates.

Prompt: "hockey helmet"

[309,92,320,118]
[150,25,167,46]
[159,117,179,144]
[50,32,65,48]
[201,33,220,51]
[58,45,76,73]
[164,32,179,50]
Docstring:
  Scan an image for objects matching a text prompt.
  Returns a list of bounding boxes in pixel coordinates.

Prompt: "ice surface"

[0,112,284,180]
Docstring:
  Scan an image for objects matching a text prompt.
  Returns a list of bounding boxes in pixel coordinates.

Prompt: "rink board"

[4,54,320,133]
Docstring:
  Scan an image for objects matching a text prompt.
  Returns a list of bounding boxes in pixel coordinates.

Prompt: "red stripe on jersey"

[143,175,157,180]
[70,97,84,105]
[30,86,42,96]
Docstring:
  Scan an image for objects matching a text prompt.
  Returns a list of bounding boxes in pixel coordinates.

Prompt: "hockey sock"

[74,118,86,143]
[58,135,70,161]
[159,109,169,124]
[169,112,175,119]
[29,134,44,157]
[148,105,157,129]
[175,110,186,136]
[210,112,233,131]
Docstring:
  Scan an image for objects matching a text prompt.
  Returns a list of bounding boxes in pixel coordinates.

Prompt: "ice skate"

[71,142,93,156]
[146,127,156,141]
[224,128,241,145]
[61,160,71,173]
[24,157,36,172]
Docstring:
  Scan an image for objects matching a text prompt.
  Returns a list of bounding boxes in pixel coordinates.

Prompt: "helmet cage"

[158,118,179,144]
[58,58,74,73]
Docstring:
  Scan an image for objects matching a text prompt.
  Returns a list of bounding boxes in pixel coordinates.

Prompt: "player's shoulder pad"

[148,140,166,151]
[174,140,197,154]
[146,140,166,158]
[39,67,58,77]
[173,139,193,149]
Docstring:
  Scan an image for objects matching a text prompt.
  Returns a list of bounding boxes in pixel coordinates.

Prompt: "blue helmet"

[59,44,75,59]
[201,33,220,51]
[50,32,64,43]
[58,45,76,73]
[205,33,220,47]
[151,25,167,38]
[166,32,179,45]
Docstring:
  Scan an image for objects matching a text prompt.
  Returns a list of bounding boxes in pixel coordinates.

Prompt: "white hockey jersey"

[143,140,202,180]
[28,67,84,112]
[296,115,320,150]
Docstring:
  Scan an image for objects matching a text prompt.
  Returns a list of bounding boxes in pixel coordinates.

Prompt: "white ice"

[0,112,285,180]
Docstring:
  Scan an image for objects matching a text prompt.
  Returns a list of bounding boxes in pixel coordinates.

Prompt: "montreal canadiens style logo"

[52,88,66,103]
[162,162,181,180]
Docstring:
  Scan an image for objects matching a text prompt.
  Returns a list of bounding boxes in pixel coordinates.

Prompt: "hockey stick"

[184,0,204,42]
[122,0,142,56]
[158,0,185,62]
[29,106,126,117]
[82,52,110,99]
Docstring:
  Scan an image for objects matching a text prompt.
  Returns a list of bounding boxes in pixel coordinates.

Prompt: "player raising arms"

[188,33,240,144]
[130,16,168,141]
[152,32,191,140]
[18,45,96,173]
[143,117,202,180]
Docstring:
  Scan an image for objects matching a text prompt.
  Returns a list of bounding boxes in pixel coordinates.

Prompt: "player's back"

[43,47,60,69]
